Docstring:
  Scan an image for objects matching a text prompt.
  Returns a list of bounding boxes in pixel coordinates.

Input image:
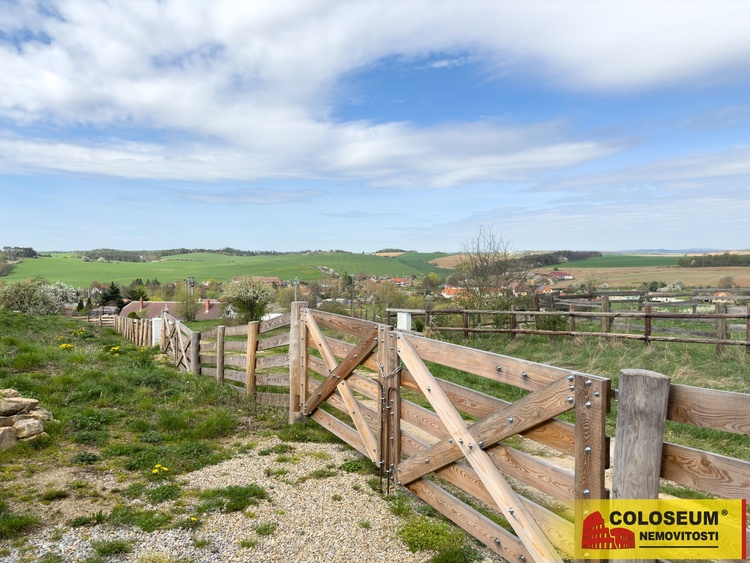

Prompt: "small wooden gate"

[291,305,610,562]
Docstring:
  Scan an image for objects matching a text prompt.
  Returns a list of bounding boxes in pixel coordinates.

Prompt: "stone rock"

[1,389,21,398]
[28,407,54,422]
[0,416,12,427]
[19,431,48,443]
[13,418,43,439]
[0,427,17,451]
[0,397,39,416]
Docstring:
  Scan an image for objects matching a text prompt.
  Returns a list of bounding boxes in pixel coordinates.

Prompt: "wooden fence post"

[510,305,517,339]
[643,305,652,346]
[190,331,201,375]
[568,303,576,336]
[216,325,225,384]
[602,295,611,333]
[288,302,307,423]
[462,311,469,340]
[746,304,750,355]
[160,311,167,351]
[611,369,670,563]
[246,321,260,402]
[715,302,727,354]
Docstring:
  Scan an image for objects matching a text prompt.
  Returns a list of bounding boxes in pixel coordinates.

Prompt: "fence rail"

[118,305,750,562]
[388,303,750,353]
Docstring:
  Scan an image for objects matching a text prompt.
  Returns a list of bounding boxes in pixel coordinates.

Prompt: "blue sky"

[2,1,750,253]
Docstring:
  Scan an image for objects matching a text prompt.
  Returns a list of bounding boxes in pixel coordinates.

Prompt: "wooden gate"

[293,306,610,562]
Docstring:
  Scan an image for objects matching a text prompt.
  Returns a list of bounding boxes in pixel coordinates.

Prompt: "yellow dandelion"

[152,469,159,474]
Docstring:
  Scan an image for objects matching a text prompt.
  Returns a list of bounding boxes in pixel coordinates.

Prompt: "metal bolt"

[507,416,514,424]
[508,507,515,515]
[496,365,502,372]
[397,481,401,485]
[585,379,592,386]
[494,538,500,545]
[568,374,574,382]
[458,438,463,444]
[585,446,592,454]
[468,443,473,449]
[583,489,590,496]
[569,385,575,391]
[521,371,527,378]
[519,556,526,562]
[567,396,574,404]
[594,390,600,397]
[426,386,431,392]
[585,401,592,409]
[478,441,484,447]
[424,458,430,464]
[447,438,453,444]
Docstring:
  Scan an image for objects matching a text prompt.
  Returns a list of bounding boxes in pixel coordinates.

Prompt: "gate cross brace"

[397,334,563,563]
[302,314,379,463]
[397,372,574,484]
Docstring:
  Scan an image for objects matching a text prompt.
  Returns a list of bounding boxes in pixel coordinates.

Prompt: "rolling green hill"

[563,254,682,268]
[1,251,452,287]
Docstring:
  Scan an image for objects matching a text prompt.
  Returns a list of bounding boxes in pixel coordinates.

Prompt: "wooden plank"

[401,369,579,457]
[575,374,610,501]
[289,302,305,423]
[257,373,289,387]
[303,326,378,414]
[201,367,216,378]
[302,313,379,462]
[224,341,247,352]
[398,377,574,485]
[223,369,246,384]
[402,332,603,392]
[325,336,380,372]
[310,309,379,338]
[258,332,290,351]
[397,334,563,563]
[201,341,217,352]
[199,354,217,365]
[256,354,290,370]
[661,442,750,498]
[407,478,529,561]
[256,392,289,408]
[486,443,576,502]
[259,312,291,334]
[225,355,246,368]
[309,408,367,457]
[667,385,750,435]
[224,325,248,337]
[399,430,575,556]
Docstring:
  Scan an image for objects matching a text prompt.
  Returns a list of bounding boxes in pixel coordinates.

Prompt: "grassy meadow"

[2,251,451,287]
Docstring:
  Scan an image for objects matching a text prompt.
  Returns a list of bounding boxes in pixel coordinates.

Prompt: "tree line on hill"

[77,248,356,262]
[677,252,750,268]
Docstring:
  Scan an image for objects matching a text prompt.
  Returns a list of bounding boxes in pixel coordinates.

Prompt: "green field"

[564,254,682,268]
[1,251,451,287]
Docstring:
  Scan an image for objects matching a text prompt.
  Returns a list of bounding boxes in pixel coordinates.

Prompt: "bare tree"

[454,225,528,310]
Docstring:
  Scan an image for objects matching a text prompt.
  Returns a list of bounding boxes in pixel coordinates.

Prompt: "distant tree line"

[677,253,750,268]
[77,247,355,262]
[527,250,601,267]
[2,246,38,260]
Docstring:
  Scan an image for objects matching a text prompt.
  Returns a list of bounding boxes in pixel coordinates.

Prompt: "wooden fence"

[113,316,153,347]
[149,304,749,562]
[388,303,750,353]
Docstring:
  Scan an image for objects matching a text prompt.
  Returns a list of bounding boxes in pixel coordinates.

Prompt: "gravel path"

[1,437,503,562]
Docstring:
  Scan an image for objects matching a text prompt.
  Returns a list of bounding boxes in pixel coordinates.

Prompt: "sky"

[2,1,750,254]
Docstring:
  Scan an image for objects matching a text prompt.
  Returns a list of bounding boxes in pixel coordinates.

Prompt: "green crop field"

[1,251,451,288]
[564,254,682,268]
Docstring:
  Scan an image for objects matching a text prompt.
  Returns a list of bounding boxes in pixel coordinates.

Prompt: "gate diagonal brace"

[397,374,574,485]
[396,334,564,563]
[303,325,379,416]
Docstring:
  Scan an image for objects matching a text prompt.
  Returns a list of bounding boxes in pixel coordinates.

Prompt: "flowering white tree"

[0,278,77,315]
[220,277,275,323]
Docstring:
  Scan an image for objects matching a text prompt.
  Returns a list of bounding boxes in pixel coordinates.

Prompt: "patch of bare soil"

[555,266,750,289]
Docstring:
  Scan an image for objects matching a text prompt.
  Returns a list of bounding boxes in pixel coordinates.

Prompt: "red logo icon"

[582,511,635,550]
